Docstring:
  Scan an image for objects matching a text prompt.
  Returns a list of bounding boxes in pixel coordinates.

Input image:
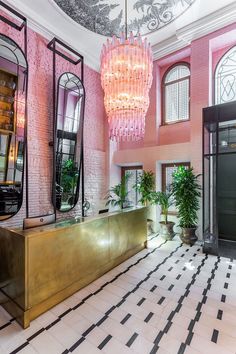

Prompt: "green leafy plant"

[172,166,201,228]
[151,188,174,224]
[135,170,155,206]
[105,173,131,209]
[61,159,79,199]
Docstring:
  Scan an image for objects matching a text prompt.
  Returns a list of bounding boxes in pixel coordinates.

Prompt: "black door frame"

[203,100,236,255]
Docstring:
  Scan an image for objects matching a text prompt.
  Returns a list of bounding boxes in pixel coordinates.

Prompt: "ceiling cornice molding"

[177,1,236,43]
[152,36,186,61]
[3,1,236,70]
[3,0,100,72]
[152,2,236,60]
[153,2,236,61]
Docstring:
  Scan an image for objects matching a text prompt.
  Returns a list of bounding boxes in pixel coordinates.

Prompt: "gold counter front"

[0,207,147,328]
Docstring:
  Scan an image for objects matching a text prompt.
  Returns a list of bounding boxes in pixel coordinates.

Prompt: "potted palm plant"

[135,170,155,206]
[105,173,130,210]
[172,166,201,245]
[151,188,175,240]
[135,170,155,234]
[60,159,79,206]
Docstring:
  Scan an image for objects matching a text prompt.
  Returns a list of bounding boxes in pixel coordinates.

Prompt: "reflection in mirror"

[219,120,236,153]
[55,72,85,212]
[0,34,27,220]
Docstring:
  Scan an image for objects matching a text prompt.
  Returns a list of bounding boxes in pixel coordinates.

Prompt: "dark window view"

[55,73,84,212]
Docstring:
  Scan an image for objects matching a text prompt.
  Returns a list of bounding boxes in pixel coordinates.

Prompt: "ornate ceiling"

[53,0,196,37]
[4,0,236,71]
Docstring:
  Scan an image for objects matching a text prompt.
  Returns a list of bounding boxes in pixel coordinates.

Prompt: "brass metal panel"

[109,208,147,260]
[27,245,143,327]
[28,218,110,307]
[24,243,144,328]
[0,208,147,328]
[0,291,29,328]
[108,213,129,260]
[127,208,147,250]
[0,227,26,309]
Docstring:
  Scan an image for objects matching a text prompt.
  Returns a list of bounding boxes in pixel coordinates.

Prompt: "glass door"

[203,101,236,257]
[218,121,236,242]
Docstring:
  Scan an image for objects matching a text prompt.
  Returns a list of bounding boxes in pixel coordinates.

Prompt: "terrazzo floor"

[0,234,236,354]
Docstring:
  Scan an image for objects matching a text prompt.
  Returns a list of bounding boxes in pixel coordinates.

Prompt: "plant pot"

[147,218,154,236]
[180,227,198,245]
[159,221,175,240]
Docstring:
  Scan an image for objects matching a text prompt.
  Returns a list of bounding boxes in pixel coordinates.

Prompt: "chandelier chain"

[125,0,128,39]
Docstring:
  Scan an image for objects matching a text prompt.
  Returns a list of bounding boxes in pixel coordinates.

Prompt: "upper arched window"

[215,46,236,105]
[163,63,190,124]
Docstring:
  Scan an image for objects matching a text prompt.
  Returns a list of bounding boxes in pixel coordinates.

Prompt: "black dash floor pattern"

[0,237,235,354]
[63,242,184,353]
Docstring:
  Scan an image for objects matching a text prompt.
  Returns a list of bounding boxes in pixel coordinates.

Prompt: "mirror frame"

[0,33,28,221]
[53,71,85,213]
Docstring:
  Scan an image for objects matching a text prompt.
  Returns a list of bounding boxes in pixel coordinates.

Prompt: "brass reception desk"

[0,207,147,328]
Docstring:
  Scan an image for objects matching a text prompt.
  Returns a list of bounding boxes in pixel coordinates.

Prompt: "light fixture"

[100,1,153,142]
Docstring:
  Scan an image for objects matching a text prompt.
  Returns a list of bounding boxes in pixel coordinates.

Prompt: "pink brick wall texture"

[1,21,108,228]
[2,14,236,232]
[117,22,236,170]
[114,22,236,239]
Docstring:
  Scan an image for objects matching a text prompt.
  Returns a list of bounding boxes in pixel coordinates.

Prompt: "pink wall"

[119,54,191,151]
[116,22,236,168]
[212,44,234,74]
[158,121,190,145]
[1,18,108,228]
[113,22,236,238]
[158,56,191,145]
[2,9,236,233]
[114,142,191,170]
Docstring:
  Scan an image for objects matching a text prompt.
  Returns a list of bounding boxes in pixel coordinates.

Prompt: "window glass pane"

[178,79,189,120]
[162,163,190,212]
[165,78,189,122]
[165,166,177,190]
[165,82,178,123]
[124,168,143,206]
[165,65,190,83]
[164,64,190,123]
[0,134,8,181]
[126,170,136,206]
[163,164,189,191]
[136,170,143,205]
[218,120,236,154]
[215,47,236,104]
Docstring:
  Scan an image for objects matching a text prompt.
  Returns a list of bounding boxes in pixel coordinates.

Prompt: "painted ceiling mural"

[54,0,197,37]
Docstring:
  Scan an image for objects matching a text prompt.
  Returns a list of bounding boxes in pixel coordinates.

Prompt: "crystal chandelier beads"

[101,32,153,142]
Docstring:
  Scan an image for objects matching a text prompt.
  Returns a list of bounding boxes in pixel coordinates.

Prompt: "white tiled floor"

[0,235,236,354]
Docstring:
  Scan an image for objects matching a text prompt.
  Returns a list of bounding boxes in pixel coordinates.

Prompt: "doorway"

[203,102,236,258]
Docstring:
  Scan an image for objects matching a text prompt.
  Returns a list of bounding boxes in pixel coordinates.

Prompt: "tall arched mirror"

[55,72,85,212]
[0,34,27,220]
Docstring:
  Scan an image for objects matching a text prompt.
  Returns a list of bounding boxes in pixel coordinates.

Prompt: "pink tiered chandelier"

[100,3,153,142]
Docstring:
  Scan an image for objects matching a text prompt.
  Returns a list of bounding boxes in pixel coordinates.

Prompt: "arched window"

[215,46,236,105]
[162,63,190,124]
